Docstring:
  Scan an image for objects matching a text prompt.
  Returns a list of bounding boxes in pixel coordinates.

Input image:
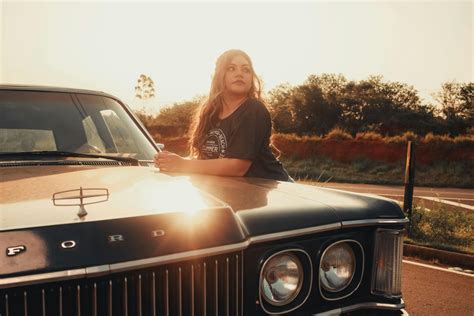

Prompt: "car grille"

[1,252,243,316]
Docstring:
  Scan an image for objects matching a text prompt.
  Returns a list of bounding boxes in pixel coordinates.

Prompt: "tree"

[152,96,204,137]
[267,83,297,133]
[134,74,156,100]
[433,81,473,121]
[305,73,347,104]
[433,81,473,135]
[289,84,340,135]
[268,75,345,135]
[339,76,435,136]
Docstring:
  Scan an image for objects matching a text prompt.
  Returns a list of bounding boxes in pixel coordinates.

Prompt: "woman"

[154,49,291,181]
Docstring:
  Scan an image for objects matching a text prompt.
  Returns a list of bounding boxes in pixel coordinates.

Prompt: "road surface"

[402,260,474,315]
[305,182,474,211]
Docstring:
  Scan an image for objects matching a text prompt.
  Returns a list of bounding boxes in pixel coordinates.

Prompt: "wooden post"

[403,141,416,217]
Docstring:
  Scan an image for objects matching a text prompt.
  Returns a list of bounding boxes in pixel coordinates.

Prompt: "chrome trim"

[178,267,182,316]
[138,274,142,316]
[107,281,112,316]
[215,260,219,316]
[77,285,81,316]
[59,286,63,316]
[165,270,169,316]
[151,272,156,316]
[371,228,404,298]
[240,253,244,316]
[235,254,239,316]
[250,223,341,244]
[93,283,97,316]
[42,289,46,316]
[191,265,195,316]
[61,240,76,249]
[86,265,110,277]
[0,268,85,289]
[203,262,207,316]
[313,300,406,315]
[259,248,313,315]
[123,277,128,316]
[5,294,9,316]
[109,241,250,273]
[319,239,364,301]
[23,291,27,316]
[342,218,409,228]
[226,257,230,316]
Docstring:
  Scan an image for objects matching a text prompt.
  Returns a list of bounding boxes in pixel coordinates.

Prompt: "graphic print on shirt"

[201,128,228,158]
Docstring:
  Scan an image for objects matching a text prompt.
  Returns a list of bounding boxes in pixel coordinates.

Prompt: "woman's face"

[223,55,253,97]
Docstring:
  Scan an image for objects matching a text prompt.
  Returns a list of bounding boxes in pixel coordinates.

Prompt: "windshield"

[0,90,157,160]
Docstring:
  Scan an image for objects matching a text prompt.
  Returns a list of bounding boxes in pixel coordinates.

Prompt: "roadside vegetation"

[135,74,472,188]
[148,131,473,188]
[405,204,474,254]
[282,156,473,188]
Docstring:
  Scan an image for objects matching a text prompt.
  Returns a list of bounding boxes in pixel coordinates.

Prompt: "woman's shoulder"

[244,98,271,117]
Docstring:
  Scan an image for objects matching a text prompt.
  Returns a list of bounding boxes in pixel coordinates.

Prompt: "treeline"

[135,74,473,138]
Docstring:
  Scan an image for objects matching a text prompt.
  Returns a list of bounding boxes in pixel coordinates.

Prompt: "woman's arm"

[154,151,252,177]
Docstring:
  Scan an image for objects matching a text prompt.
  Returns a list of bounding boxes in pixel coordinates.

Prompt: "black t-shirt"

[198,99,291,181]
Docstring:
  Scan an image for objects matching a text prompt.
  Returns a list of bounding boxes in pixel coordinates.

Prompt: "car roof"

[0,84,117,99]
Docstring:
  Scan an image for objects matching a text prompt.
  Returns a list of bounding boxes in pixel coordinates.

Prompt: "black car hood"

[188,175,403,236]
[0,166,404,278]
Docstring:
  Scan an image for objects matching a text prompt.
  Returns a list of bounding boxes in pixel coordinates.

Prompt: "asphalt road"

[402,260,474,315]
[307,182,474,211]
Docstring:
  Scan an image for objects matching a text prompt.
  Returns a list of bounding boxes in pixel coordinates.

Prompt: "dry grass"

[407,204,474,254]
[325,127,353,140]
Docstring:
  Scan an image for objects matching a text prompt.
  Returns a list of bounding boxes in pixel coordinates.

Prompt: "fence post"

[403,141,416,218]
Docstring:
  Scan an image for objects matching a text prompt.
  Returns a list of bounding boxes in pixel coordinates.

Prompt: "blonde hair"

[189,49,265,157]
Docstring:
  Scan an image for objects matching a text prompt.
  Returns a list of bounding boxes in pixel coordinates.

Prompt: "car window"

[0,128,57,152]
[82,116,106,152]
[0,90,156,160]
[100,109,140,154]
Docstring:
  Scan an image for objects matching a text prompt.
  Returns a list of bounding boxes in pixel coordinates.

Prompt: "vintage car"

[0,85,408,315]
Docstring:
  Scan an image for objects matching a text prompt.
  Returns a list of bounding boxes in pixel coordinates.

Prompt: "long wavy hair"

[189,49,265,157]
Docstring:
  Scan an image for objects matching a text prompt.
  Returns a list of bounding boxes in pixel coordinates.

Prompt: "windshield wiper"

[0,151,140,166]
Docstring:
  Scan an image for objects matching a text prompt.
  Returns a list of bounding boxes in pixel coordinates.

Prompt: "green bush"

[407,205,474,253]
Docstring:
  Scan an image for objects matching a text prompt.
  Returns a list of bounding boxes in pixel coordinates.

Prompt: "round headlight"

[260,253,303,306]
[320,242,356,292]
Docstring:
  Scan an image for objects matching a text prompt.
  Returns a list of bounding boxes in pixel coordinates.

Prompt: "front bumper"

[314,299,407,315]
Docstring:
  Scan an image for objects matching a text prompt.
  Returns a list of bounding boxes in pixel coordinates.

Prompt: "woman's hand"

[154,151,187,172]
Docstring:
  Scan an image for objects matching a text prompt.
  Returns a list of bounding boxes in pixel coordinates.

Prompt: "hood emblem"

[52,187,109,218]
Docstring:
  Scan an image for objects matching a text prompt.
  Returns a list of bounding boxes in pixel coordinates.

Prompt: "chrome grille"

[1,252,243,316]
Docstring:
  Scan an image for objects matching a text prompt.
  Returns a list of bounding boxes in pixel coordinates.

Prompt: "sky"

[1,1,472,113]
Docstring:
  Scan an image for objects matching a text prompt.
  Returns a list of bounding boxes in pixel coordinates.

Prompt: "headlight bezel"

[258,248,313,314]
[260,252,304,306]
[319,241,356,293]
[319,239,365,301]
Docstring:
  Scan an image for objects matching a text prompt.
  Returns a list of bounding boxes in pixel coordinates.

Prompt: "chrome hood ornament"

[52,187,109,218]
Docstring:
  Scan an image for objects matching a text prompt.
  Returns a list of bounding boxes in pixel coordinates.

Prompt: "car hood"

[0,165,404,278]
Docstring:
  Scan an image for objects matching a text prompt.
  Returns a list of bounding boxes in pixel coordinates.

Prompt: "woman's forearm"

[182,158,251,176]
